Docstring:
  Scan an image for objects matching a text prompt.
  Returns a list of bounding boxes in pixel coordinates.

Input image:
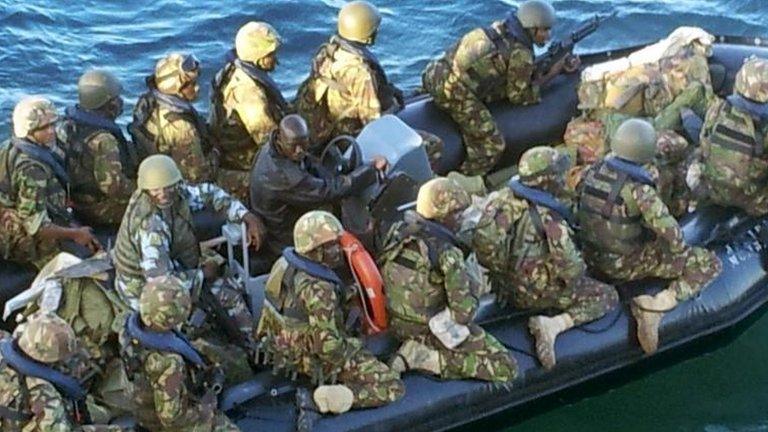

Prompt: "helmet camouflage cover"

[139,275,192,331]
[518,146,570,181]
[12,95,58,138]
[236,21,282,63]
[734,56,768,103]
[416,177,471,220]
[154,52,199,95]
[17,312,77,364]
[293,210,344,254]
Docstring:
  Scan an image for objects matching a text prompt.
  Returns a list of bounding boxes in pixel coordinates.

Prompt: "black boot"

[295,387,321,432]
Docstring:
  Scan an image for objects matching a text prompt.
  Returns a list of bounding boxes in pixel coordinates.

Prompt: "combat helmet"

[293,210,344,254]
[137,154,182,190]
[12,95,58,138]
[338,1,381,44]
[275,114,311,155]
[416,177,470,221]
[518,146,570,184]
[78,70,123,110]
[139,275,192,331]
[517,0,556,29]
[611,118,657,164]
[236,21,282,63]
[734,56,768,103]
[154,53,200,96]
[17,312,77,363]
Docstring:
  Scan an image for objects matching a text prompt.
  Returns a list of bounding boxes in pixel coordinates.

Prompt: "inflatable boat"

[1,35,768,432]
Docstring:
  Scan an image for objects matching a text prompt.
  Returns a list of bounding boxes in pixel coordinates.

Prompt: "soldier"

[58,70,137,226]
[256,211,403,424]
[112,154,263,352]
[0,96,101,269]
[249,114,387,271]
[210,21,289,203]
[295,1,442,158]
[472,147,618,369]
[687,56,768,215]
[0,312,121,431]
[120,276,239,431]
[129,53,215,183]
[422,0,579,176]
[577,119,721,354]
[378,178,517,381]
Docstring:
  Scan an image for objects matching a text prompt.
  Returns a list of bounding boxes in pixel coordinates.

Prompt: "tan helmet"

[154,53,200,95]
[338,1,381,44]
[516,0,556,29]
[12,95,58,138]
[236,21,282,63]
[611,118,657,164]
[416,177,470,220]
[139,275,192,331]
[18,312,77,363]
[734,56,768,103]
[78,70,123,110]
[137,154,182,190]
[293,210,344,254]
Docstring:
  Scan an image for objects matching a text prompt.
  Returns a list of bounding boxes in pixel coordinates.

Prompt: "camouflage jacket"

[114,182,248,309]
[379,219,477,336]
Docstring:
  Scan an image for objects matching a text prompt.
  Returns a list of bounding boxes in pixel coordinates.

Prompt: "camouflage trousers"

[497,274,619,326]
[423,61,505,176]
[215,168,250,206]
[188,277,258,350]
[73,196,130,227]
[585,242,722,302]
[0,207,59,269]
[390,319,517,382]
[336,349,405,408]
[698,179,768,217]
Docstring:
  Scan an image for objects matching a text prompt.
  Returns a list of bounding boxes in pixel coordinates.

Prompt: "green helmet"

[139,275,192,331]
[518,146,569,181]
[78,70,122,110]
[338,1,381,44]
[516,0,556,29]
[293,210,344,254]
[18,312,77,363]
[276,114,311,155]
[611,118,657,164]
[137,154,182,190]
[12,95,58,138]
[236,21,282,63]
[416,177,470,220]
[734,56,768,103]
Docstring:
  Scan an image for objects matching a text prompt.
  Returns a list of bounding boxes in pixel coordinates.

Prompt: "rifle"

[534,11,617,77]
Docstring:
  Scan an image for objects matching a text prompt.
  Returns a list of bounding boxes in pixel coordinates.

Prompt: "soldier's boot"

[389,340,442,375]
[631,289,678,354]
[528,313,574,370]
[296,387,321,432]
[313,384,354,414]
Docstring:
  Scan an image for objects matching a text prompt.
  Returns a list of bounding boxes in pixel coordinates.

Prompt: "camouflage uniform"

[58,108,136,226]
[0,312,121,432]
[422,16,539,176]
[257,211,404,408]
[120,277,239,432]
[692,57,768,216]
[577,155,721,301]
[655,130,694,217]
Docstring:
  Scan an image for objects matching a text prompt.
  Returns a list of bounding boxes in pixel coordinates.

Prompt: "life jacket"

[0,138,73,225]
[0,338,86,401]
[128,77,209,158]
[123,313,205,367]
[379,212,465,328]
[59,106,137,202]
[339,231,387,334]
[209,51,288,160]
[113,189,199,280]
[578,157,656,255]
[701,95,768,186]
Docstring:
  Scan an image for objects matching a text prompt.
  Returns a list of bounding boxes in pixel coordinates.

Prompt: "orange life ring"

[340,231,388,334]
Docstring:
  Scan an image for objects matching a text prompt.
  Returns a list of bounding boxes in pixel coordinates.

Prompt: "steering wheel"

[320,135,363,175]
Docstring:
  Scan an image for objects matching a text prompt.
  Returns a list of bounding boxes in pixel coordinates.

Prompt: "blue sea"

[2,0,768,430]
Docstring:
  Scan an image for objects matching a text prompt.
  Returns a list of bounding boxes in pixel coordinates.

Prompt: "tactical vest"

[701,97,768,186]
[60,106,137,201]
[379,215,463,327]
[113,189,200,280]
[128,77,210,159]
[578,158,656,255]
